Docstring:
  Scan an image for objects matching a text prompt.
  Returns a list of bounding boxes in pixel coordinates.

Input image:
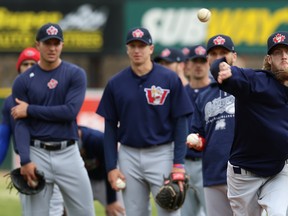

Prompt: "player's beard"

[274,68,288,86]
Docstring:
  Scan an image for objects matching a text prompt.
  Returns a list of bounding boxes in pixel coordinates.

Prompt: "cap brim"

[189,55,207,61]
[126,39,150,45]
[154,56,174,63]
[207,45,232,54]
[39,36,63,42]
[268,42,288,54]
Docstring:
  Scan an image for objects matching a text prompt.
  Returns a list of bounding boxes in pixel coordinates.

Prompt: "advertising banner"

[0,0,123,53]
[125,1,288,54]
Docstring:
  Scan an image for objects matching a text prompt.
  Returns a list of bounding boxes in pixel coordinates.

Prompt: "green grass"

[0,170,157,216]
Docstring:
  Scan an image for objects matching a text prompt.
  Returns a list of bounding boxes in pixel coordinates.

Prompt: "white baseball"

[187,133,199,145]
[116,178,126,189]
[197,8,211,22]
[28,180,38,188]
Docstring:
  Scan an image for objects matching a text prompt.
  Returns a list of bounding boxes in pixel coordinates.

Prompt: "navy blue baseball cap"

[36,23,63,42]
[126,27,152,45]
[206,35,235,54]
[154,48,185,63]
[182,45,207,61]
[267,31,288,54]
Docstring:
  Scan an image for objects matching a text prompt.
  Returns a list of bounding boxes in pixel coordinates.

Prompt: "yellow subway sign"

[125,2,288,54]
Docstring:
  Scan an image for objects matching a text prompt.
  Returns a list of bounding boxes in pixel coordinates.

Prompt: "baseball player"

[188,35,237,216]
[180,45,210,216]
[154,47,188,85]
[211,31,288,216]
[0,47,65,216]
[0,47,40,166]
[77,125,125,216]
[11,23,95,216]
[96,27,193,216]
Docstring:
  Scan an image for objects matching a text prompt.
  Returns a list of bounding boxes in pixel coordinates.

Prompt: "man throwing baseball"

[211,31,288,215]
[96,27,193,216]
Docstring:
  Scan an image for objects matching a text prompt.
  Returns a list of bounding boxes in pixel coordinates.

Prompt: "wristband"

[173,164,185,169]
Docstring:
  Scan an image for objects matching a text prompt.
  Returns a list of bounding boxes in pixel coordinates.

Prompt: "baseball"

[116,178,126,189]
[197,8,211,22]
[187,133,199,144]
[28,180,38,188]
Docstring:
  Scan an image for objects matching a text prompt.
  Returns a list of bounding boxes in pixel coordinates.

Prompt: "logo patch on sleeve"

[144,85,170,105]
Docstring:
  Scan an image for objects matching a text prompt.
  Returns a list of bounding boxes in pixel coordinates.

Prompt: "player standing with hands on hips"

[211,31,288,216]
[11,23,95,216]
[96,27,193,216]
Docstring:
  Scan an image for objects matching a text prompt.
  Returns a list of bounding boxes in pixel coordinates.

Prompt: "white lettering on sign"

[142,8,207,46]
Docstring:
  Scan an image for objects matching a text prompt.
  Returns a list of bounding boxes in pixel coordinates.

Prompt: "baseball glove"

[5,168,46,195]
[155,172,189,211]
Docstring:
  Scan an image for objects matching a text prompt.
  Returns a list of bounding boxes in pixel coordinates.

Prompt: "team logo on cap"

[213,36,226,45]
[47,78,58,89]
[160,49,171,57]
[132,29,144,38]
[144,85,170,105]
[46,26,59,36]
[195,46,206,55]
[182,47,190,55]
[273,33,286,44]
[25,50,37,57]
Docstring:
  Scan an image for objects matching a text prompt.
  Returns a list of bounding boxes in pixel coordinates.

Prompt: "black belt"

[30,139,75,151]
[232,166,255,176]
[186,157,202,161]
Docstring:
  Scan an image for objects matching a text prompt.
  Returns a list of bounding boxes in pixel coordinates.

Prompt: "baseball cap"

[267,31,288,54]
[16,47,40,72]
[206,34,235,54]
[154,48,185,63]
[126,27,152,45]
[182,45,207,61]
[36,23,63,42]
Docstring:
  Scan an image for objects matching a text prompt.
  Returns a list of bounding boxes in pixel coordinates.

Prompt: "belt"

[31,139,76,151]
[186,157,202,161]
[232,166,256,176]
[232,160,288,175]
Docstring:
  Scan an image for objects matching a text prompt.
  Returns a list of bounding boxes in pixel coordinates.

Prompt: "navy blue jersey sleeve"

[105,177,117,204]
[96,81,118,121]
[173,116,188,164]
[12,76,31,165]
[211,57,259,98]
[191,99,206,137]
[210,57,226,80]
[14,119,31,165]
[27,68,86,121]
[103,119,119,172]
[170,76,194,118]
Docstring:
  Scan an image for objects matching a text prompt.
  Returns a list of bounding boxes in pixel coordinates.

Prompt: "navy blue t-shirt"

[192,79,235,187]
[97,63,193,171]
[12,61,86,165]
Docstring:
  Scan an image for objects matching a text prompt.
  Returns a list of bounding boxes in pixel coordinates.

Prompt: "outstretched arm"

[211,57,232,84]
